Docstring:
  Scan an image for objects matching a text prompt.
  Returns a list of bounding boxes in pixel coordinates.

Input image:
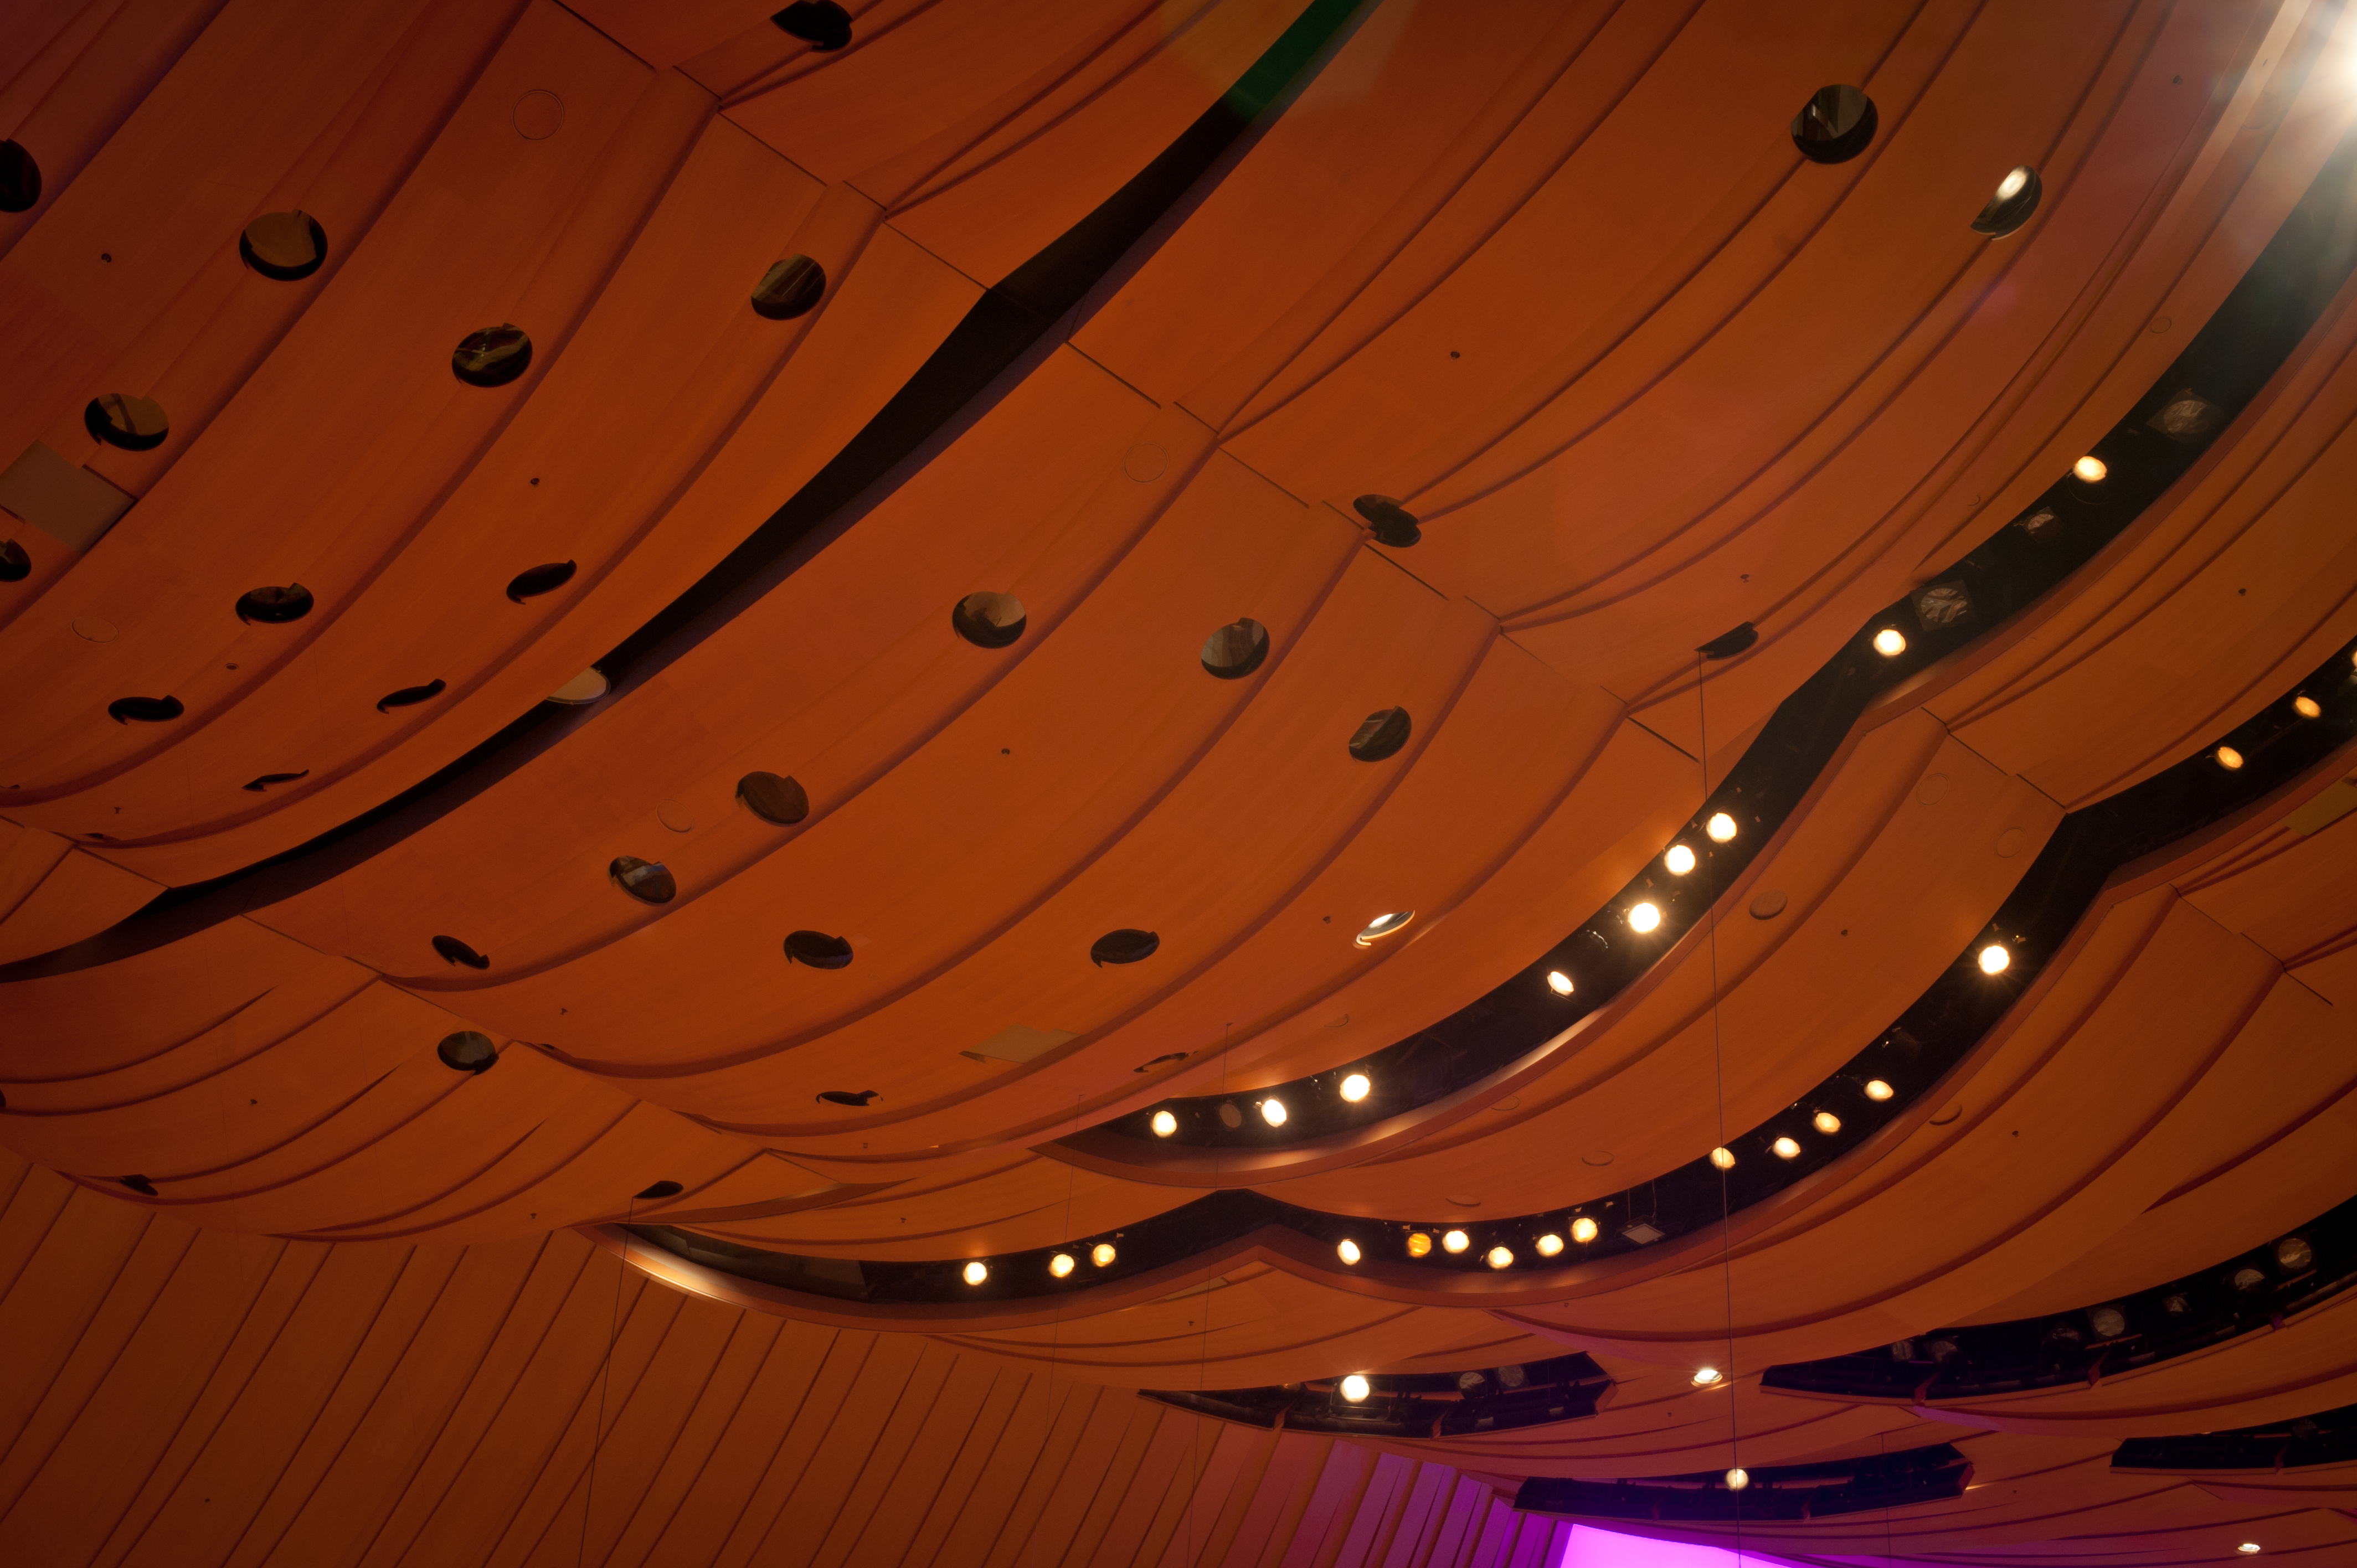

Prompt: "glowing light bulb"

[1978,943,2011,975]
[1706,812,1737,843]
[2236,1545,2262,1556]
[1996,166,2029,200]
[1571,1216,1599,1244]
[1665,844,1696,875]
[1151,1110,1176,1137]
[1547,970,1574,996]
[2072,455,2107,483]
[1407,1232,1432,1257]
[2294,695,2322,719]
[1536,1233,1564,1257]
[1340,1072,1370,1102]
[1873,627,1907,657]
[1726,1467,1750,1491]
[1813,1111,1841,1134]
[1710,1147,1736,1170]
[2215,745,2244,770]
[1340,1374,1371,1402]
[1692,1368,1723,1386]
[1629,901,1661,933]
[1865,1079,1894,1101]
[1049,1253,1074,1278]
[1092,1242,1116,1267]
[1260,1098,1286,1127]
[1337,1239,1361,1265]
[962,1261,988,1286]
[1773,1136,1801,1159]
[1484,1245,1515,1270]
[1442,1229,1470,1254]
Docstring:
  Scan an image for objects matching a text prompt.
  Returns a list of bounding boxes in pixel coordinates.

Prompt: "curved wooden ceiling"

[3,1,2356,1563]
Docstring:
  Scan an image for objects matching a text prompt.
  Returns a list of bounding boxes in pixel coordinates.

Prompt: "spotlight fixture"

[2215,745,2244,770]
[1571,1216,1599,1244]
[1340,1072,1371,1102]
[1092,1242,1116,1267]
[1813,1111,1841,1134]
[1773,1136,1802,1159]
[1260,1098,1287,1127]
[1151,1109,1177,1137]
[2087,1303,2127,1339]
[1629,901,1662,933]
[1486,1246,1514,1270]
[1456,1370,1486,1392]
[1865,1079,1894,1101]
[1049,1253,1075,1278]
[1355,911,1413,946]
[1872,627,1907,656]
[2294,695,2323,719]
[1665,844,1697,875]
[962,1261,989,1286]
[1536,1233,1564,1257]
[2276,1235,2315,1272]
[1706,812,1737,843]
[2237,1545,2261,1556]
[2072,455,2108,483]
[1337,1239,1361,1265]
[1978,943,2011,975]
[1340,1374,1371,1402]
[1442,1229,1470,1254]
[1725,1468,1749,1491]
[1710,1147,1736,1170]
[2230,1266,2267,1293]
[1547,969,1575,996]
[1407,1232,1433,1257]
[1692,1368,1723,1386]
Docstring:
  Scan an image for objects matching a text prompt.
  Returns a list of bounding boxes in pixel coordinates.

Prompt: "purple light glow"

[1556,1524,1821,1568]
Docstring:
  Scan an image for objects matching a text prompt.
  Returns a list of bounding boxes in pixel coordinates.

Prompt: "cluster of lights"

[976,1241,1122,1286]
[1148,1066,1376,1139]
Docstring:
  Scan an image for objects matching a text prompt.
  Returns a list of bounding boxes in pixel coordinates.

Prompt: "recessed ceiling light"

[1571,1217,1599,1244]
[2087,1303,2127,1339]
[1692,1368,1723,1386]
[1865,1079,1894,1101]
[1151,1110,1176,1137]
[1355,911,1413,946]
[2072,455,2108,483]
[1486,1246,1514,1270]
[2294,695,2322,718]
[1340,1374,1371,1402]
[1706,812,1737,843]
[1337,1239,1361,1265]
[1536,1234,1563,1257]
[1341,1072,1371,1102]
[1092,1242,1116,1267]
[1973,166,2042,236]
[1442,1229,1470,1254]
[2215,745,2243,770]
[1546,970,1575,996]
[1664,844,1696,875]
[1813,1111,1841,1134]
[962,1261,988,1286]
[2237,1545,2261,1556]
[1407,1232,1432,1257]
[2276,1235,2314,1272]
[1629,901,1661,933]
[1710,1147,1736,1170]
[1049,1253,1074,1278]
[1260,1098,1286,1127]
[1978,943,2011,974]
[1872,627,1906,656]
[1725,1468,1749,1490]
[1773,1136,1801,1159]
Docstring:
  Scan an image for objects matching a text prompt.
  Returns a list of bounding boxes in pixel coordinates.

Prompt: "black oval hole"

[738,771,811,825]
[750,254,826,319]
[377,678,447,712]
[784,930,853,969]
[505,560,577,602]
[1972,166,2042,238]
[771,2,851,49]
[1697,622,1758,659]
[1790,85,1876,164]
[1090,928,1160,967]
[84,393,168,451]
[0,140,40,213]
[452,324,532,387]
[431,935,490,969]
[1200,617,1269,679]
[235,582,313,623]
[238,210,328,281]
[1347,706,1411,762]
[951,591,1026,649]
[241,769,310,792]
[0,539,29,583]
[634,1179,684,1200]
[120,1174,157,1196]
[816,1089,879,1107]
[1352,494,1421,547]
[610,855,677,904]
[109,695,184,724]
[436,1029,498,1071]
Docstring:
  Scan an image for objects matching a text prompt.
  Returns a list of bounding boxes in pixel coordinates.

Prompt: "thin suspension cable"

[1698,652,1744,1564]
[580,1194,635,1568]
